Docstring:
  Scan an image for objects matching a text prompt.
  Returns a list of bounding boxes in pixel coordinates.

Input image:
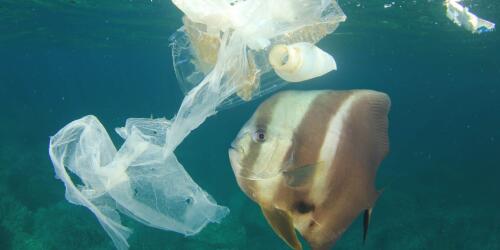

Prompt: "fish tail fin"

[362,208,373,244]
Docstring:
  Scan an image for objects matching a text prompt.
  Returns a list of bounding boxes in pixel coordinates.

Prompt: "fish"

[228,90,390,250]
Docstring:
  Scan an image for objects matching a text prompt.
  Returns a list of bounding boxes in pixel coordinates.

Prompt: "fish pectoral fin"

[283,162,323,188]
[261,206,302,250]
[363,208,373,244]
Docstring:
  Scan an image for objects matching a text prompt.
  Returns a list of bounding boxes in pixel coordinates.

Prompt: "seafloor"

[0,0,499,249]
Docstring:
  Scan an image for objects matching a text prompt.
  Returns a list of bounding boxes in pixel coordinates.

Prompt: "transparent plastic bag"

[170,0,346,109]
[49,116,229,250]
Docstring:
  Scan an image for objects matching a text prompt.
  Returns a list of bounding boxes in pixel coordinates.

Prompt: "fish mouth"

[228,147,243,173]
[229,140,243,153]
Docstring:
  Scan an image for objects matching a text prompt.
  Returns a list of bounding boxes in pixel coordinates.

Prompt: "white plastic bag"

[49,116,229,250]
[170,0,346,109]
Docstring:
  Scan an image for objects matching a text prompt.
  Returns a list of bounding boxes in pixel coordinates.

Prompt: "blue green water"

[1,0,499,249]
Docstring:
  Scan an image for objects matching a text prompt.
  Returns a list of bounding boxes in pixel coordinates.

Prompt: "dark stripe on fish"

[275,91,352,214]
[239,95,280,177]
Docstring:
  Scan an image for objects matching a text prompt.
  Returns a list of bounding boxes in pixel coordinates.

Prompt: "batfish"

[228,90,390,250]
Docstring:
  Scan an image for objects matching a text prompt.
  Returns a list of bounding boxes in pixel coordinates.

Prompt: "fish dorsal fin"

[261,206,302,250]
[283,162,322,188]
[363,208,373,244]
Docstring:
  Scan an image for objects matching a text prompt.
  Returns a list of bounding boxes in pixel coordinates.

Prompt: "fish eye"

[252,128,266,143]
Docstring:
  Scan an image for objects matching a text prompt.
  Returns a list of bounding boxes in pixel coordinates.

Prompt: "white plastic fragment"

[445,0,495,34]
[268,42,337,83]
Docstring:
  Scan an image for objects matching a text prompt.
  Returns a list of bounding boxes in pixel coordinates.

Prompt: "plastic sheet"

[445,0,495,34]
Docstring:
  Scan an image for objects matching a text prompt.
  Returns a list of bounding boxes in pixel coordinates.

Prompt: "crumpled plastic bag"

[49,116,229,250]
[170,0,346,109]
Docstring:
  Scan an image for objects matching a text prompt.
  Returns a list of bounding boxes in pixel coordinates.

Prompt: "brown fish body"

[229,90,390,250]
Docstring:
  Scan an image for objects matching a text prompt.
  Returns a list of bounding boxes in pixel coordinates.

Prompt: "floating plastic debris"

[49,116,229,250]
[49,1,346,249]
[268,42,337,83]
[170,0,346,109]
[445,0,495,34]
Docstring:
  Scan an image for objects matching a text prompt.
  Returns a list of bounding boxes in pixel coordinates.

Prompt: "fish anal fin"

[283,162,323,187]
[261,206,302,250]
[363,208,373,244]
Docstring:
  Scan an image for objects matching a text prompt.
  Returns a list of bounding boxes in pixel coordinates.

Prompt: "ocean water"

[0,0,499,249]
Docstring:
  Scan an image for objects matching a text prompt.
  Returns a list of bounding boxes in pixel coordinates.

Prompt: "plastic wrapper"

[445,0,495,34]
